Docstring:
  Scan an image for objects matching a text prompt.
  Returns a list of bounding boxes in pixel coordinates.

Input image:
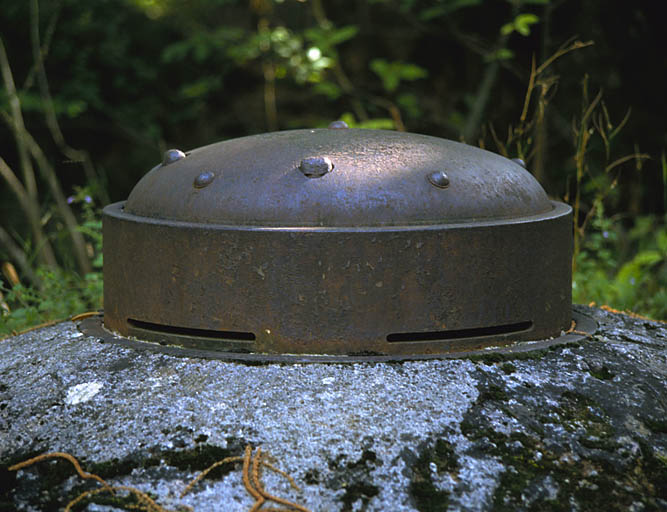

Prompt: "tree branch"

[311,0,369,122]
[0,37,39,202]
[0,225,42,287]
[0,41,58,268]
[30,0,109,204]
[24,0,61,90]
[463,58,502,142]
[22,128,92,275]
[0,149,58,270]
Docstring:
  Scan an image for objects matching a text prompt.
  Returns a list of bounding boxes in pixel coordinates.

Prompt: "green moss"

[65,489,147,511]
[468,352,505,364]
[546,391,614,438]
[579,437,621,451]
[557,341,582,350]
[340,482,379,511]
[486,430,642,511]
[460,389,665,510]
[459,417,481,438]
[501,362,517,374]
[465,349,552,365]
[408,440,458,511]
[409,480,450,512]
[433,439,459,474]
[347,450,377,469]
[479,383,510,402]
[303,468,320,485]
[330,450,381,510]
[642,416,667,434]
[86,444,238,481]
[1,442,243,511]
[162,444,237,475]
[0,451,77,511]
[491,438,548,510]
[588,365,615,380]
[638,441,667,499]
[463,341,586,366]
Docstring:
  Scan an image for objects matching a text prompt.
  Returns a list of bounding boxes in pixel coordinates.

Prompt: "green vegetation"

[0,443,242,511]
[459,388,667,511]
[1,0,665,336]
[573,209,666,320]
[409,441,455,512]
[0,192,102,335]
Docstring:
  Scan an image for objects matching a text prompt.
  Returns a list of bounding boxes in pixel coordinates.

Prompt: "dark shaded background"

[1,0,665,245]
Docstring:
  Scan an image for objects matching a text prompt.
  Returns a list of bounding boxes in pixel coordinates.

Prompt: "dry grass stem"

[65,485,172,512]
[251,446,264,493]
[519,55,537,124]
[9,443,311,511]
[2,262,20,286]
[183,445,310,511]
[536,39,594,76]
[243,445,264,506]
[70,311,101,322]
[564,319,589,336]
[179,456,243,498]
[0,311,102,341]
[261,460,301,491]
[64,487,111,512]
[599,304,666,323]
[6,319,60,338]
[605,153,649,175]
[9,452,112,491]
[249,447,311,512]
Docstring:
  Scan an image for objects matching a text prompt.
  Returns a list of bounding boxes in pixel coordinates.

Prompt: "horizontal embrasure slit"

[127,318,256,341]
[386,320,533,343]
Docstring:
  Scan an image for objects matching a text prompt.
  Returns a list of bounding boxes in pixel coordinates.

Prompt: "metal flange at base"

[79,310,597,364]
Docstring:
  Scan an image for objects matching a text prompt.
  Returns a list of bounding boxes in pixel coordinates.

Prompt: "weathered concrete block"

[0,305,665,511]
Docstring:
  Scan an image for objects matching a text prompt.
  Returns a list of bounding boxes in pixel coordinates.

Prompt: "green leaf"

[514,13,540,36]
[180,77,221,98]
[500,23,515,36]
[419,0,482,20]
[370,59,394,91]
[397,92,421,118]
[337,112,395,130]
[66,100,88,118]
[304,25,359,54]
[485,48,515,62]
[327,25,359,46]
[400,63,428,80]
[658,229,667,253]
[501,13,540,37]
[356,118,395,130]
[313,81,342,99]
[370,59,427,92]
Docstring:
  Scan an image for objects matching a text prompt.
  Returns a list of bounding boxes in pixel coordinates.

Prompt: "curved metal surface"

[105,128,574,356]
[124,129,552,227]
[102,200,572,356]
[81,310,596,363]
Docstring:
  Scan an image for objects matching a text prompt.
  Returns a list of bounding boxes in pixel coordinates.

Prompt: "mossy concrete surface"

[0,305,665,511]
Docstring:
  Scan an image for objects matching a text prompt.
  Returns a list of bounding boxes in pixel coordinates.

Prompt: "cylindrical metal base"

[103,201,572,356]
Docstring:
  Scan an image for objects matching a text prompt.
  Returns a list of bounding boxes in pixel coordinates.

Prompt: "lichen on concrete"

[0,305,665,511]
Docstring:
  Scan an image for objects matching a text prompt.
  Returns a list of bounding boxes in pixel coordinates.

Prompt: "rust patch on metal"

[81,311,596,363]
[102,129,574,357]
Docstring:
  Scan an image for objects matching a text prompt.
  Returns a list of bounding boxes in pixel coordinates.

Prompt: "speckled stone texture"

[0,305,665,511]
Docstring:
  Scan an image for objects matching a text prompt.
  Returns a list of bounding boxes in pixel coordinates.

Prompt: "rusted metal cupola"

[98,126,581,360]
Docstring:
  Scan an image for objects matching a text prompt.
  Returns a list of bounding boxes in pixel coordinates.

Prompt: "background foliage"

[1,0,665,333]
